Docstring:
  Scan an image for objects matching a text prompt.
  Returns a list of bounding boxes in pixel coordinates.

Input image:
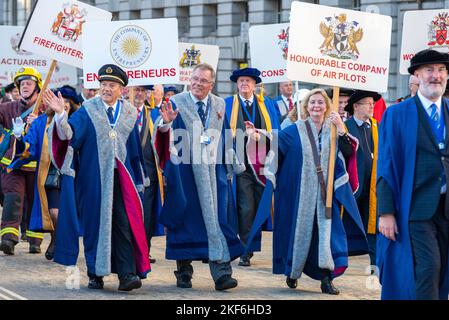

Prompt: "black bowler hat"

[230,67,262,84]
[408,49,449,74]
[345,90,381,115]
[98,64,128,86]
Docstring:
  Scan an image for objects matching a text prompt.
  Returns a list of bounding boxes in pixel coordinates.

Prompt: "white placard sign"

[249,23,290,84]
[400,10,449,75]
[178,42,219,85]
[287,1,392,92]
[0,26,78,88]
[19,0,112,68]
[82,18,179,88]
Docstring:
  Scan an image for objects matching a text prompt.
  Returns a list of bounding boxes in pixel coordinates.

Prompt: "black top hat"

[98,64,128,86]
[408,49,449,74]
[230,67,262,84]
[345,90,381,115]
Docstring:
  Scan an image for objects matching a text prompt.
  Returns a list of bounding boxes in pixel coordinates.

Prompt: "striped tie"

[430,103,440,129]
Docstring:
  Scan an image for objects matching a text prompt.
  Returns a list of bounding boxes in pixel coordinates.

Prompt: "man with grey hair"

[377,49,449,299]
[155,63,243,291]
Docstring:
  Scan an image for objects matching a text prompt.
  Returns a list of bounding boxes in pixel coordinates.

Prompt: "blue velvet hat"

[54,85,80,105]
[230,67,262,84]
[164,86,178,94]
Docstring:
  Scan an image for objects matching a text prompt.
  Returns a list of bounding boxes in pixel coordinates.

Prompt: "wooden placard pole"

[325,85,340,219]
[183,84,188,92]
[32,59,58,116]
[23,59,57,135]
[294,81,300,107]
[129,86,135,107]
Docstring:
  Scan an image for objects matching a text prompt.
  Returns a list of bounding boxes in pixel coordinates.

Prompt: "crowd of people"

[1,48,449,300]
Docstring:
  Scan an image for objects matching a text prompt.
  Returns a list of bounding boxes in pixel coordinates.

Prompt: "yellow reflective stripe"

[26,230,44,239]
[0,157,37,168]
[0,227,20,237]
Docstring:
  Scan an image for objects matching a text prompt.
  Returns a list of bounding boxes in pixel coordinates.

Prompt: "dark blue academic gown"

[224,95,280,253]
[377,97,449,300]
[155,102,243,261]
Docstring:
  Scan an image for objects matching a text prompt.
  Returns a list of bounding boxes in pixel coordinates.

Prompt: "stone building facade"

[1,0,448,101]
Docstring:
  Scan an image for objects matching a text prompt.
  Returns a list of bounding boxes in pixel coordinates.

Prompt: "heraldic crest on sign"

[319,13,363,60]
[427,12,449,48]
[180,45,201,68]
[277,27,290,60]
[51,3,87,42]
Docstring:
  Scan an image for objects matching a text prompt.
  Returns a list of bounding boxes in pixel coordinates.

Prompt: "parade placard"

[178,42,219,85]
[249,23,290,84]
[82,18,179,88]
[0,26,78,88]
[400,9,449,74]
[287,1,392,92]
[18,0,112,69]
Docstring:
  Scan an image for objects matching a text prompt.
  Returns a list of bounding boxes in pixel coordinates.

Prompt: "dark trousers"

[0,170,37,244]
[357,187,377,266]
[236,170,264,255]
[409,195,449,300]
[176,260,232,282]
[143,177,158,252]
[110,171,136,278]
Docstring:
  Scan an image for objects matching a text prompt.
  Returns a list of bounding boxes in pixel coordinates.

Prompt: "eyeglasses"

[191,76,213,85]
[356,102,375,107]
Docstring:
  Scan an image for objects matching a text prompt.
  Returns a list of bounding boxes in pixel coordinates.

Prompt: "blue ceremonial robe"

[154,99,243,261]
[377,97,449,299]
[246,123,367,280]
[52,97,150,278]
[224,95,280,253]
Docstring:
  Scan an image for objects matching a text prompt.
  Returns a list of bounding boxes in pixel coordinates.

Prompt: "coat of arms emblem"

[319,14,363,60]
[277,27,289,60]
[179,45,201,68]
[427,12,449,48]
[51,3,87,42]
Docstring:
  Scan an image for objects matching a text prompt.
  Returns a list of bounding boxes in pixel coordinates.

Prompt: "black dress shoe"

[320,277,340,295]
[45,249,55,261]
[174,271,192,288]
[286,277,297,289]
[149,255,156,264]
[29,244,41,254]
[88,276,104,290]
[0,239,15,255]
[215,275,238,291]
[118,274,142,291]
[238,256,250,267]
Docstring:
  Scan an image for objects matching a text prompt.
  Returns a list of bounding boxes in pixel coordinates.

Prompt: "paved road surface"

[0,231,381,300]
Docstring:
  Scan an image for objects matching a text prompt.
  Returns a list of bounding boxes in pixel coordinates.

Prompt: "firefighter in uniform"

[0,67,43,255]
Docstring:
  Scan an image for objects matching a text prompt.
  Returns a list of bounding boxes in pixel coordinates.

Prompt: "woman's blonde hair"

[300,88,332,119]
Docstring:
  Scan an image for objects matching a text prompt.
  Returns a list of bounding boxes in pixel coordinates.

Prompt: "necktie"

[430,103,440,129]
[288,98,294,111]
[107,106,114,123]
[245,100,252,118]
[197,101,206,127]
